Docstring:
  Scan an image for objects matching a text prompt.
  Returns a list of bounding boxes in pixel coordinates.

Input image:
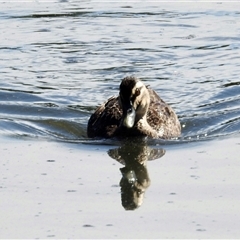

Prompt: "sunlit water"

[1,2,240,145]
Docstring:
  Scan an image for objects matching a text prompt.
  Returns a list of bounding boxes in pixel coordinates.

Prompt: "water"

[1,2,240,143]
[1,3,240,238]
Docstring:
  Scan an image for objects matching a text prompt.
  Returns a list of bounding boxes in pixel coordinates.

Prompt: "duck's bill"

[123,108,136,128]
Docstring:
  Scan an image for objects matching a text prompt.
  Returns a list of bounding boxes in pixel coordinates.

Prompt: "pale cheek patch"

[132,81,144,96]
[134,81,144,90]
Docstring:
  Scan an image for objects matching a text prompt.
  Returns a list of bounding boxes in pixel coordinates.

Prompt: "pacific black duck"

[87,76,181,139]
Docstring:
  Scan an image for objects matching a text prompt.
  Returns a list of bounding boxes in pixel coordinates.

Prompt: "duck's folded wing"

[87,96,122,138]
[147,89,181,138]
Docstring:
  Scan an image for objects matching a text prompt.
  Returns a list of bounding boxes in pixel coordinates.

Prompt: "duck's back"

[87,96,122,138]
[146,88,181,138]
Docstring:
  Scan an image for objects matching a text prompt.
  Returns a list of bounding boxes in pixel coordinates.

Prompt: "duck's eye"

[135,88,140,96]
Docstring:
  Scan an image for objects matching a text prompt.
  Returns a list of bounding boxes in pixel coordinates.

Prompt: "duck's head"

[119,76,150,128]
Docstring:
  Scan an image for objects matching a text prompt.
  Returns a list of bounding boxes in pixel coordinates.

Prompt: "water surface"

[1,2,240,143]
[1,3,240,238]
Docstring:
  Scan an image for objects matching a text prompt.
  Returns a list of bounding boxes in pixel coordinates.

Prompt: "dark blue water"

[1,2,240,144]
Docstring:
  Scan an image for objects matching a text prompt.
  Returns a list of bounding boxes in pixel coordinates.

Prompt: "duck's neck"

[135,116,160,138]
[134,90,150,124]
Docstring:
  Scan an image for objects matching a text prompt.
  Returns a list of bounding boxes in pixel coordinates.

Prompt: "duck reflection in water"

[108,139,165,210]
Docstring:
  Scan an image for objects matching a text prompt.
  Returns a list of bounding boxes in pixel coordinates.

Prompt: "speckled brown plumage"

[87,76,181,139]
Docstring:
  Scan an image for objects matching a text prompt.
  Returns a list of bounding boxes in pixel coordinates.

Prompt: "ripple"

[1,3,240,143]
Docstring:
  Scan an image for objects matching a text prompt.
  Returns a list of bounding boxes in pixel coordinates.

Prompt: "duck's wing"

[87,96,122,138]
[147,88,181,139]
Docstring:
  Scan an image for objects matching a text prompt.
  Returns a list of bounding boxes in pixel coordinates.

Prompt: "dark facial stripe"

[120,76,139,101]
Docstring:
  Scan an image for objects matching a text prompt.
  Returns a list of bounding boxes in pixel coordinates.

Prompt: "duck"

[87,76,181,139]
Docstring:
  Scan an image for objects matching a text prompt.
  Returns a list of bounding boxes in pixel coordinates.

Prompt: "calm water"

[1,2,240,144]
